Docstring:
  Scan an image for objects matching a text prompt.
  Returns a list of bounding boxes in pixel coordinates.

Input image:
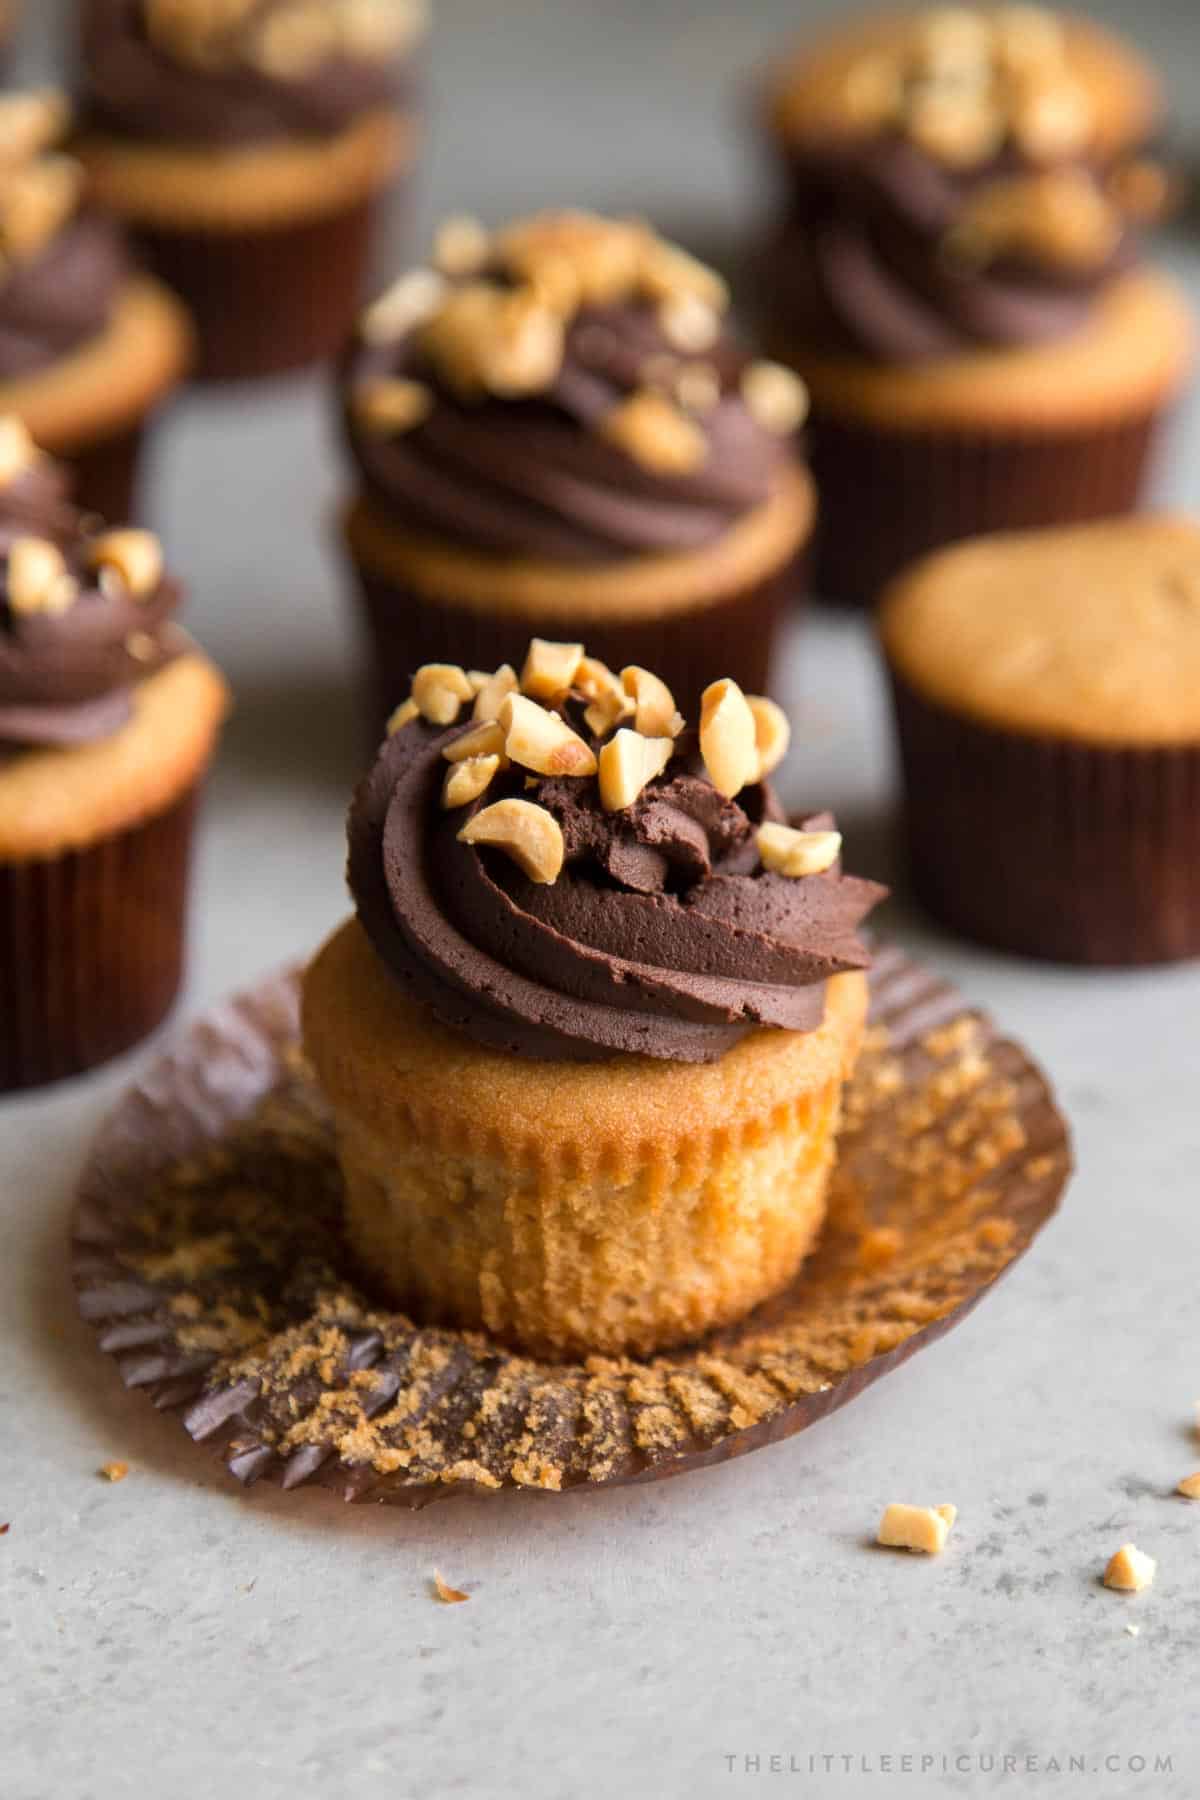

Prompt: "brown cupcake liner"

[134,193,389,382]
[809,407,1161,608]
[57,420,147,525]
[350,556,803,739]
[70,948,1070,1506]
[1,787,199,1093]
[887,669,1200,965]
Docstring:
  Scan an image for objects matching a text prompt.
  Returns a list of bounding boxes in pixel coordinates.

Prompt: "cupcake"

[339,209,817,730]
[303,639,884,1357]
[0,88,191,521]
[76,0,425,381]
[0,416,228,1090]
[880,513,1200,964]
[760,5,1194,605]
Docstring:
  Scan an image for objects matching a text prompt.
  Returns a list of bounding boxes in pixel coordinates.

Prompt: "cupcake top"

[343,209,811,562]
[348,640,884,1063]
[0,418,184,750]
[80,0,426,145]
[0,90,130,379]
[764,5,1171,360]
[880,514,1200,746]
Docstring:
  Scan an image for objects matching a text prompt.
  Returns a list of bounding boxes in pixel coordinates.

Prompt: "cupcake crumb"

[1103,1544,1155,1592]
[877,1502,956,1554]
[433,1571,469,1605]
[1175,1473,1200,1500]
[98,1460,130,1483]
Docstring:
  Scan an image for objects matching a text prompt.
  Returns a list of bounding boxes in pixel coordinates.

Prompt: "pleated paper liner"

[71,947,1070,1506]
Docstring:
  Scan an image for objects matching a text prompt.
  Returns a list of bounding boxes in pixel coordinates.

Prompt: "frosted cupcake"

[76,0,425,380]
[0,417,227,1089]
[303,640,883,1357]
[340,209,816,728]
[760,5,1193,604]
[0,87,191,519]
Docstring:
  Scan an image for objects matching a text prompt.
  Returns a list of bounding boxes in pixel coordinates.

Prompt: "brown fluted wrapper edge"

[888,669,1200,964]
[809,409,1160,608]
[70,950,1070,1505]
[1,789,198,1092]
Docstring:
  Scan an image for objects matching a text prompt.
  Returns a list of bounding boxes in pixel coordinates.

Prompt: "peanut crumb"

[433,1570,469,1604]
[1176,1473,1200,1501]
[877,1501,956,1554]
[99,1461,130,1483]
[1103,1544,1155,1593]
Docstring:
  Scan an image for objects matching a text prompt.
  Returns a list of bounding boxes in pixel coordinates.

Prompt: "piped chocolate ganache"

[0,90,129,378]
[0,418,180,749]
[770,5,1171,360]
[81,0,425,145]
[343,210,811,562]
[349,641,884,1063]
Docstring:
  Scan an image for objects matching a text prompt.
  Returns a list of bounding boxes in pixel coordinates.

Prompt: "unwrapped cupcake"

[303,640,884,1357]
[339,209,817,729]
[0,417,227,1090]
[760,4,1194,604]
[0,87,191,520]
[76,0,426,380]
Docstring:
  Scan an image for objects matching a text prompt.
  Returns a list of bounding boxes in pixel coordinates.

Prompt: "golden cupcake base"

[71,950,1070,1507]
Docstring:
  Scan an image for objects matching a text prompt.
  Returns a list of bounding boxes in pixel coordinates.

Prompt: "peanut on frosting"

[0,91,85,272]
[0,415,38,487]
[395,649,848,888]
[7,536,77,616]
[144,0,428,78]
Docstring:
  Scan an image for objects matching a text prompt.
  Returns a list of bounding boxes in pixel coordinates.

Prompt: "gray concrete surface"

[3,3,1200,1796]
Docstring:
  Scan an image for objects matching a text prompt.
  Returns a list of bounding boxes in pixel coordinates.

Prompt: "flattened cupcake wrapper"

[71,949,1070,1506]
[809,408,1160,608]
[0,787,199,1092]
[135,195,386,381]
[349,553,802,740]
[888,668,1200,965]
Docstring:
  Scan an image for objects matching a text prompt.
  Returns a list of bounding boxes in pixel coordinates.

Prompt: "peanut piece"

[90,529,163,601]
[520,638,584,701]
[877,1503,957,1554]
[472,663,519,721]
[747,694,791,779]
[433,213,491,277]
[741,361,809,435]
[442,754,501,809]
[599,391,706,475]
[0,415,36,486]
[442,719,506,763]
[352,377,433,435]
[658,293,720,354]
[639,238,728,311]
[0,89,71,166]
[457,798,564,884]
[1103,1544,1155,1593]
[757,822,842,878]
[361,268,446,346]
[1176,1474,1200,1500]
[387,697,420,733]
[412,663,474,725]
[699,678,757,798]
[500,693,597,777]
[8,536,76,615]
[598,729,674,811]
[621,665,682,738]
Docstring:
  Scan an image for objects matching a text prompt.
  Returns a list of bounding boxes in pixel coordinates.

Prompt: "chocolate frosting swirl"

[348,712,884,1064]
[80,0,417,146]
[0,456,182,751]
[0,211,129,379]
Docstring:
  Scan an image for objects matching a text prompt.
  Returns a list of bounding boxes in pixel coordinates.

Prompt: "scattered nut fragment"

[442,719,506,763]
[658,292,721,354]
[621,665,681,738]
[639,237,728,311]
[433,1570,469,1604]
[877,1502,957,1554]
[497,211,647,311]
[500,693,597,777]
[7,536,76,615]
[352,376,433,435]
[432,213,491,277]
[471,662,518,721]
[1104,1544,1155,1593]
[944,170,1119,275]
[411,663,474,725]
[125,630,159,663]
[599,390,707,476]
[521,638,584,701]
[442,754,501,809]
[457,797,564,884]
[99,1460,130,1483]
[747,694,791,779]
[90,529,163,601]
[0,414,36,485]
[757,822,842,878]
[741,361,809,436]
[1012,79,1092,163]
[598,728,674,811]
[907,90,1003,168]
[699,678,758,798]
[1176,1473,1200,1501]
[387,696,420,733]
[577,657,632,736]
[360,268,446,345]
[420,282,564,398]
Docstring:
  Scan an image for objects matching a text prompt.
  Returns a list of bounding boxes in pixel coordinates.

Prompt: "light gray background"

[4,3,1200,1796]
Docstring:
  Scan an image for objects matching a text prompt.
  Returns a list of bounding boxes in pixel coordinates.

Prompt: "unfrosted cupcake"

[340,209,816,728]
[0,417,227,1089]
[303,639,883,1358]
[760,5,1194,604]
[0,87,191,520]
[76,0,425,380]
[880,513,1200,964]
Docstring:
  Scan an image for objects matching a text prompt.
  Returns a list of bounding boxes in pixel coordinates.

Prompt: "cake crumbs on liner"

[98,1460,130,1483]
[433,1571,469,1605]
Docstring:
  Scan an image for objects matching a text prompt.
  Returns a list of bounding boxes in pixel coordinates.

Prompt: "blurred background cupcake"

[0,85,190,519]
[759,4,1194,606]
[0,416,228,1090]
[340,207,816,731]
[75,0,426,381]
[0,4,19,76]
